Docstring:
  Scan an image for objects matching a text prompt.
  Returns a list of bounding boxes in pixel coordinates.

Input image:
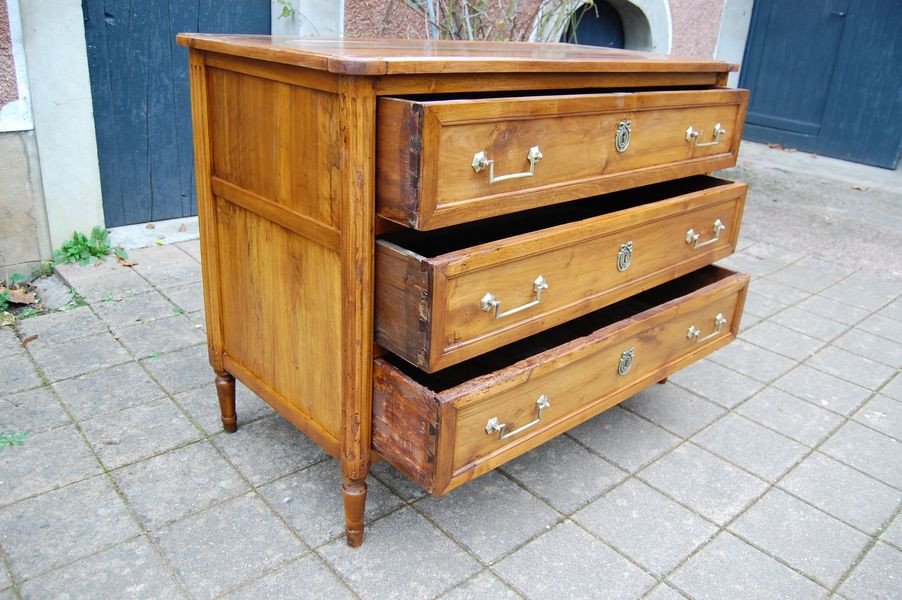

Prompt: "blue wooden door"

[84,1,270,227]
[740,0,901,168]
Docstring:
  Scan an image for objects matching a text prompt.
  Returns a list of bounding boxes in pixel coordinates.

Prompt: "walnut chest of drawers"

[177,35,750,547]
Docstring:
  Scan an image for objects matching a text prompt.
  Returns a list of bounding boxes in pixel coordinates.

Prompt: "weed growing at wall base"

[53,226,128,266]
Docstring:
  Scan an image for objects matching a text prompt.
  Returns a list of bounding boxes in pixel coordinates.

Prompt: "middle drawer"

[376,175,746,372]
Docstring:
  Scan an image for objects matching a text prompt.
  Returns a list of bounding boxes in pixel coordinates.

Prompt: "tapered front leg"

[215,370,237,433]
[342,476,368,547]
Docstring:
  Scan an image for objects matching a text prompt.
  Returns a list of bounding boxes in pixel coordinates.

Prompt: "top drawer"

[377,88,748,230]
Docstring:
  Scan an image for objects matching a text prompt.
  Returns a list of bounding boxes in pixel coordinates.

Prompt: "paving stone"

[573,478,717,575]
[739,321,825,361]
[439,571,520,600]
[834,328,902,369]
[51,361,166,421]
[163,282,205,314]
[707,339,796,383]
[731,488,870,588]
[837,542,902,600]
[854,395,902,440]
[320,507,479,600]
[259,460,403,546]
[742,290,790,319]
[175,239,202,262]
[821,422,902,489]
[81,398,202,469]
[644,583,688,600]
[2,387,70,433]
[667,359,763,408]
[114,315,206,359]
[17,306,106,347]
[568,406,680,472]
[0,476,139,581]
[92,290,178,329]
[494,521,655,600]
[19,537,183,600]
[370,460,428,502]
[173,382,274,435]
[223,554,353,600]
[780,452,901,534]
[749,278,811,304]
[737,387,843,446]
[0,590,11,600]
[128,244,190,265]
[807,346,896,391]
[795,295,870,326]
[622,383,726,438]
[883,373,902,402]
[883,514,902,549]
[0,326,21,359]
[858,313,902,345]
[213,416,327,485]
[718,244,802,278]
[774,365,873,415]
[770,306,850,341]
[738,311,762,332]
[638,444,768,526]
[766,258,853,294]
[0,425,100,506]
[55,260,153,303]
[0,352,42,394]
[140,344,212,394]
[114,441,248,529]
[669,532,826,600]
[132,258,202,290]
[821,277,900,312]
[28,331,131,382]
[501,435,627,513]
[154,493,304,600]
[0,558,10,591]
[416,470,559,563]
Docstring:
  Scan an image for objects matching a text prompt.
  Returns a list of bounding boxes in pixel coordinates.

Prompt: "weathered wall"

[1,0,16,105]
[670,0,724,57]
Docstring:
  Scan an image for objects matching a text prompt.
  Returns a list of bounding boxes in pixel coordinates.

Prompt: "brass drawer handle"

[481,275,548,320]
[685,123,726,147]
[472,146,543,184]
[485,394,551,440]
[687,313,727,343]
[686,219,726,249]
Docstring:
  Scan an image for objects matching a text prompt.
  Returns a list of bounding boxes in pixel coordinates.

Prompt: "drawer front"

[376,178,746,372]
[372,266,750,494]
[377,89,748,230]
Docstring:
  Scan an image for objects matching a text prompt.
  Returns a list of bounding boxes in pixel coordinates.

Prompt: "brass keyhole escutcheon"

[615,120,632,153]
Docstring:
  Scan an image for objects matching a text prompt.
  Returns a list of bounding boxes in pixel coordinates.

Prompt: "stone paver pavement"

[2,169,902,597]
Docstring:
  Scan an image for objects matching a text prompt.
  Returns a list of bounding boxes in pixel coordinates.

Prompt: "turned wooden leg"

[215,370,237,433]
[342,476,368,547]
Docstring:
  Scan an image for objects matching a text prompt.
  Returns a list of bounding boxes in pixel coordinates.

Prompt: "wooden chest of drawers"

[177,35,750,547]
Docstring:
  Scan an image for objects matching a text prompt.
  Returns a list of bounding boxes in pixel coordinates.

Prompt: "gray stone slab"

[416,470,560,563]
[883,514,902,549]
[370,460,428,502]
[693,413,808,482]
[854,395,902,440]
[501,434,627,514]
[667,359,763,408]
[51,361,166,421]
[622,384,726,438]
[644,583,689,600]
[806,346,896,391]
[213,416,327,485]
[835,328,902,369]
[2,387,70,433]
[721,243,803,277]
[0,425,100,506]
[114,315,206,359]
[573,478,717,576]
[153,493,304,600]
[742,290,790,319]
[92,290,178,329]
[730,488,870,588]
[140,344,212,394]
[821,277,899,312]
[174,382,274,435]
[821,422,902,489]
[175,240,202,262]
[858,313,902,346]
[17,306,106,347]
[878,297,902,322]
[222,554,353,600]
[0,475,139,581]
[1,352,42,395]
[737,387,843,447]
[0,326,21,359]
[738,311,762,332]
[780,452,900,535]
[81,398,202,469]
[319,507,479,600]
[163,282,205,314]
[494,521,655,600]
[28,331,131,382]
[766,258,853,294]
[132,258,202,290]
[883,373,902,402]
[669,532,827,600]
[837,542,902,600]
[707,339,797,383]
[739,321,825,361]
[568,406,680,473]
[749,278,811,304]
[113,441,249,529]
[55,260,153,303]
[0,559,9,591]
[259,460,403,546]
[770,306,851,341]
[19,537,183,600]
[795,295,869,326]
[638,444,768,526]
[439,571,521,600]
[774,365,872,415]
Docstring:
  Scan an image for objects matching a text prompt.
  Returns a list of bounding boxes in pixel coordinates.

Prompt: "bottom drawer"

[373,265,749,495]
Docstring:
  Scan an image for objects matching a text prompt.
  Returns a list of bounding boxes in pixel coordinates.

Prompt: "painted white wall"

[714,0,753,87]
[272,0,344,37]
[19,0,104,248]
[0,0,32,132]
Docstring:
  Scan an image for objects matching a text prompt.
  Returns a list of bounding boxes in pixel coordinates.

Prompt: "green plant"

[17,307,39,319]
[0,432,30,451]
[0,289,9,313]
[275,0,296,18]
[8,273,25,286]
[53,227,128,266]
[32,261,54,278]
